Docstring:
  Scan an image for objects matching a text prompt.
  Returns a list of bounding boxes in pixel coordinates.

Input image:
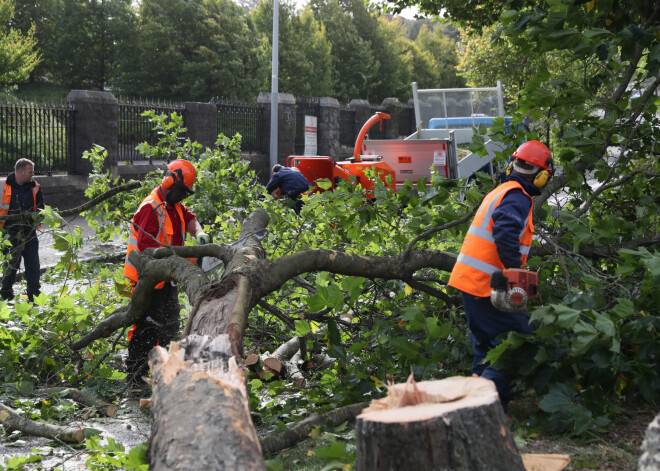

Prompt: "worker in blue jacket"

[265,164,311,214]
[448,140,553,408]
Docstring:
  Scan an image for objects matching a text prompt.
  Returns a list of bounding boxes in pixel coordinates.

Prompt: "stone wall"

[36,91,411,209]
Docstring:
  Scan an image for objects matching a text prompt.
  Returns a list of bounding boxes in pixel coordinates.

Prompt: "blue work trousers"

[461,292,534,405]
[1,231,41,301]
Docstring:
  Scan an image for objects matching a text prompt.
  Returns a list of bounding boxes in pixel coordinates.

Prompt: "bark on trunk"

[355,376,525,471]
[0,403,86,443]
[148,336,264,471]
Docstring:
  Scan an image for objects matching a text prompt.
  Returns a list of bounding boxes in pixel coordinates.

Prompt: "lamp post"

[269,0,279,170]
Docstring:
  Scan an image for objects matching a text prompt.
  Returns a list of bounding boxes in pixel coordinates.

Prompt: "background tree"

[115,0,266,100]
[0,0,40,92]
[41,0,134,90]
[251,0,333,97]
[7,0,54,82]
[415,23,465,88]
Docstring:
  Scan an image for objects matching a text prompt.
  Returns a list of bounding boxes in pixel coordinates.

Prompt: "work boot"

[0,290,13,301]
[125,358,150,394]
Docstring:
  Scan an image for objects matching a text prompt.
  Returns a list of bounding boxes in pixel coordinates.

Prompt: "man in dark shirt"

[0,159,44,302]
[265,164,311,214]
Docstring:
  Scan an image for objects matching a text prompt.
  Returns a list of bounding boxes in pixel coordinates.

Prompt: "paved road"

[38,215,125,269]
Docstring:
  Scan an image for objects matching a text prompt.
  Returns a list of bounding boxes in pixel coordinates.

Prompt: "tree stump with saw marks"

[355,375,525,471]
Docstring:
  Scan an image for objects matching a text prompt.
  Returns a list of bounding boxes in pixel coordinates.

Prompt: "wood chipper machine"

[287,112,397,198]
[286,81,516,194]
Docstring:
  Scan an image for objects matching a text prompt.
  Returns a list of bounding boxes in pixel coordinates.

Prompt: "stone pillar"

[381,98,401,140]
[318,97,340,158]
[67,90,118,175]
[257,92,296,166]
[183,102,218,149]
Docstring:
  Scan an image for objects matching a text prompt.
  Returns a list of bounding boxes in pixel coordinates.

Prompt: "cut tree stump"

[355,375,525,471]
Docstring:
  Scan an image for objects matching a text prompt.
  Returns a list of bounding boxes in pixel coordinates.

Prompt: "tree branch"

[0,181,141,222]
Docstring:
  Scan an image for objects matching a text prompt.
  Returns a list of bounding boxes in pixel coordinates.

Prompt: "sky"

[290,0,422,20]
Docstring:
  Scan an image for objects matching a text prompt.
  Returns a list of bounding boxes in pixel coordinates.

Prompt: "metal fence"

[399,105,415,137]
[118,98,185,162]
[339,105,355,148]
[214,98,265,153]
[0,101,74,175]
[294,97,320,155]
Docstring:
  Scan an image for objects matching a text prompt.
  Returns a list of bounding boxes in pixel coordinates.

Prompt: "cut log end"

[356,376,525,471]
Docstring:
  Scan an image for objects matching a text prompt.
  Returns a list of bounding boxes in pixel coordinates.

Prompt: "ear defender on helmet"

[161,159,196,193]
[161,168,183,190]
[506,159,514,177]
[532,157,553,188]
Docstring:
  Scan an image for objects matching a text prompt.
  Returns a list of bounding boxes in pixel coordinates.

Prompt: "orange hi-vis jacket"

[123,188,187,290]
[448,180,534,298]
[0,179,40,228]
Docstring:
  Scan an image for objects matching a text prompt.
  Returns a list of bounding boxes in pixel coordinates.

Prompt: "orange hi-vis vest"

[0,178,40,228]
[448,180,534,298]
[123,188,187,290]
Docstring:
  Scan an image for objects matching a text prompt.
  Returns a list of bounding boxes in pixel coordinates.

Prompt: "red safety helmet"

[162,159,196,193]
[511,140,552,170]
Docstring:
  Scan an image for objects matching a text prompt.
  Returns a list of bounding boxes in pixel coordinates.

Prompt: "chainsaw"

[490,268,539,313]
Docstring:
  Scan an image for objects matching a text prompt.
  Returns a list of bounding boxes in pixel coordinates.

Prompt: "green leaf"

[593,314,616,338]
[539,384,574,413]
[314,441,350,460]
[608,299,635,319]
[553,305,580,328]
[295,320,311,337]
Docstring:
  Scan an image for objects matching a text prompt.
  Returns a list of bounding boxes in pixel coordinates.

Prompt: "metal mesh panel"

[294,97,320,155]
[214,98,265,153]
[118,98,184,162]
[0,101,74,175]
[339,106,355,148]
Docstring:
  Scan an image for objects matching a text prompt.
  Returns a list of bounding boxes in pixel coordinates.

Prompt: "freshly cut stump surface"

[355,375,525,471]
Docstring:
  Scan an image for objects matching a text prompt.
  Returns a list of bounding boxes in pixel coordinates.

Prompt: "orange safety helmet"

[161,159,196,193]
[511,140,552,170]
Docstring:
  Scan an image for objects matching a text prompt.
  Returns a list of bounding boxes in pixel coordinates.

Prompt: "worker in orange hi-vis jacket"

[123,159,209,389]
[0,158,44,303]
[448,140,554,409]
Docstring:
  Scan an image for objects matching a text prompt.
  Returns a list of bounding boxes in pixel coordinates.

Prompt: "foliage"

[307,0,414,103]
[114,0,267,100]
[0,0,40,92]
[41,0,135,90]
[455,25,584,114]
[251,1,334,97]
[414,23,465,88]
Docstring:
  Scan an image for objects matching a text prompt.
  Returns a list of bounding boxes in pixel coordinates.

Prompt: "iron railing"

[339,105,356,148]
[399,105,415,138]
[294,97,320,155]
[0,101,74,175]
[118,98,185,162]
[214,98,265,153]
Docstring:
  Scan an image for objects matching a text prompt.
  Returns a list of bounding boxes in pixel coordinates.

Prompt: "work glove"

[31,212,45,223]
[196,231,210,245]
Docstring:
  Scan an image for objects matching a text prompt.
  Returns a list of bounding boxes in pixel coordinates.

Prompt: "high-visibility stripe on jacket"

[448,180,534,297]
[123,188,187,290]
[0,179,40,228]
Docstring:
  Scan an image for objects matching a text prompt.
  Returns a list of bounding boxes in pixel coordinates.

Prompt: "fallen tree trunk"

[260,401,369,456]
[0,403,87,443]
[355,376,525,471]
[34,387,118,418]
[148,337,263,470]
